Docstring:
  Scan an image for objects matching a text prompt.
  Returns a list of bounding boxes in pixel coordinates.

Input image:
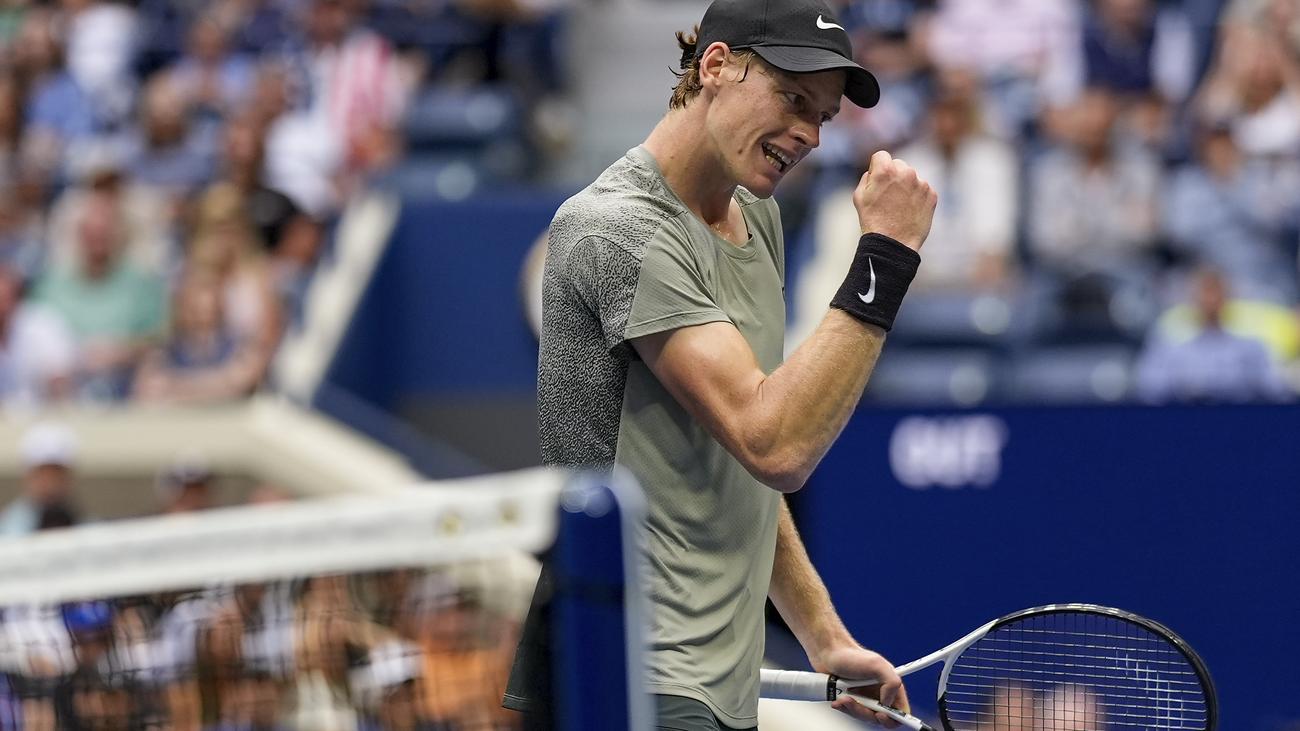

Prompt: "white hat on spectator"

[20,423,78,469]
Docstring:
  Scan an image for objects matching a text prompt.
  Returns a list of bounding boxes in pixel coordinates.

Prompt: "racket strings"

[941,612,1210,731]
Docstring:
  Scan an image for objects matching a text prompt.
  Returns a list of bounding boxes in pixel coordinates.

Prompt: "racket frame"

[932,603,1218,731]
[762,603,1217,731]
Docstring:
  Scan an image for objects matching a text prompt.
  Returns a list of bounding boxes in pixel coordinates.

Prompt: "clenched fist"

[853,150,938,252]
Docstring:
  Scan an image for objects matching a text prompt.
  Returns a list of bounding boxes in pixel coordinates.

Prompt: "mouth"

[761,142,794,174]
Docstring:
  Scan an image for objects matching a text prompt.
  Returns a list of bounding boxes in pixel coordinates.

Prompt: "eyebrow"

[785,75,841,118]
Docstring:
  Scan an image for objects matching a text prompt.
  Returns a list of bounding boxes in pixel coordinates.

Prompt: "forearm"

[769,498,856,669]
[747,309,886,488]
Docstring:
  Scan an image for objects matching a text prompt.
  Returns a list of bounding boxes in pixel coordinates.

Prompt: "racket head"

[935,604,1216,731]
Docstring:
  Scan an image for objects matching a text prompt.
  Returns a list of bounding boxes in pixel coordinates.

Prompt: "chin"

[743,169,781,198]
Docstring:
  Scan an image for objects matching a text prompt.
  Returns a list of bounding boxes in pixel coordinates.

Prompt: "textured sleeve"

[565,235,645,353]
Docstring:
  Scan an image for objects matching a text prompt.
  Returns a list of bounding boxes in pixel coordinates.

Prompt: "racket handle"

[758,669,934,731]
[850,694,935,731]
[758,669,838,701]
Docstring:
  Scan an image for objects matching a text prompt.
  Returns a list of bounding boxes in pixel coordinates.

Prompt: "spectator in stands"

[0,183,45,278]
[352,642,433,731]
[1135,267,1292,402]
[0,263,76,409]
[0,422,82,536]
[1027,86,1162,275]
[168,12,258,124]
[1080,0,1196,103]
[894,84,1019,292]
[132,270,266,404]
[55,601,140,731]
[1197,26,1300,158]
[34,190,168,400]
[206,663,295,731]
[45,151,174,278]
[155,454,217,514]
[187,185,283,365]
[1067,0,1198,157]
[121,72,217,199]
[65,667,139,731]
[153,589,220,731]
[263,0,412,217]
[201,583,299,727]
[1162,121,1300,303]
[16,7,93,177]
[291,574,387,728]
[922,0,1081,136]
[22,2,138,179]
[407,584,516,729]
[224,0,297,57]
[1220,0,1300,63]
[214,117,323,306]
[61,1,139,126]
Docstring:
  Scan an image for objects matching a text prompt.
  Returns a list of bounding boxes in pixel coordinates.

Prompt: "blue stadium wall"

[326,194,1300,731]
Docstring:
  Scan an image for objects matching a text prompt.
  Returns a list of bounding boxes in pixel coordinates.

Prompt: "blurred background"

[0,0,1297,728]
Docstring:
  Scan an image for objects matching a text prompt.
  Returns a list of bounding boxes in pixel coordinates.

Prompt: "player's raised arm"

[633,150,937,493]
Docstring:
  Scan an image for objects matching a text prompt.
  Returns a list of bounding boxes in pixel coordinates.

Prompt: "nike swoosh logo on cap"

[857,257,876,304]
[816,15,846,32]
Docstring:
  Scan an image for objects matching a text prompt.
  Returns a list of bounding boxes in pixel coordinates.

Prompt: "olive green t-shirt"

[508,146,786,728]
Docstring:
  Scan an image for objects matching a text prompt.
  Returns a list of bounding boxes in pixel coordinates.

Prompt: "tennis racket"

[760,603,1216,731]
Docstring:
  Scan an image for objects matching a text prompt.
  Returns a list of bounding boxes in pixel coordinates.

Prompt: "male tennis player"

[504,0,936,728]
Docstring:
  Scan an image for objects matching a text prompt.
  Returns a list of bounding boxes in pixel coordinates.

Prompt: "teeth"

[762,144,791,172]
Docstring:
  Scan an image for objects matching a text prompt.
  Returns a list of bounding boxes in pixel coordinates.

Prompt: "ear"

[697,41,733,96]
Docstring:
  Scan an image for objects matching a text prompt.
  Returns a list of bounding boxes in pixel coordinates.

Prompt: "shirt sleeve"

[564,235,644,353]
[622,229,731,342]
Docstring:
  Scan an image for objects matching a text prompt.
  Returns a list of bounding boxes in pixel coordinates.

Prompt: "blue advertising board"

[796,405,1300,731]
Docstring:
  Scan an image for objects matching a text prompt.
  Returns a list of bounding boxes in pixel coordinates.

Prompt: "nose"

[791,121,819,150]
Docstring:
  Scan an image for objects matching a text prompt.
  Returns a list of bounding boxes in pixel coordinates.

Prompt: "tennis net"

[0,468,644,731]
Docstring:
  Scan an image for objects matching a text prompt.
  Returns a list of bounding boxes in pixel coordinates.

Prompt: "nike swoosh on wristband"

[857,257,876,304]
[816,15,846,31]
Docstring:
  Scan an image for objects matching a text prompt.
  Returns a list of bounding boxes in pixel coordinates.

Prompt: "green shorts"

[655,694,757,731]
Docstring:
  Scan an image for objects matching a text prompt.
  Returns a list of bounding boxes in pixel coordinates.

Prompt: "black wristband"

[829,233,921,332]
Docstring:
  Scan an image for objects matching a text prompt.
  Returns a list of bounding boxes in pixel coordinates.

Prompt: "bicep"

[631,321,768,463]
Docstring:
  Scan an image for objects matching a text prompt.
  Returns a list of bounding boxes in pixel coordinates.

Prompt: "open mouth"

[762,143,793,174]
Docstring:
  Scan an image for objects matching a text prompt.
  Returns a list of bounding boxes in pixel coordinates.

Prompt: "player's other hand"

[853,149,938,253]
[816,644,911,728]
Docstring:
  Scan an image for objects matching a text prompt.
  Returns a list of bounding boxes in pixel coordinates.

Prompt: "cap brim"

[751,45,881,108]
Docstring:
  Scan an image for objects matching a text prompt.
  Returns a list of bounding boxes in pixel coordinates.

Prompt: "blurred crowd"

[0,571,520,730]
[0,425,521,731]
[4,0,1295,414]
[0,0,567,410]
[785,0,1300,404]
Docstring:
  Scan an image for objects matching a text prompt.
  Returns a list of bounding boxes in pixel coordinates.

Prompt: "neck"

[83,259,112,280]
[1082,144,1109,168]
[643,106,737,227]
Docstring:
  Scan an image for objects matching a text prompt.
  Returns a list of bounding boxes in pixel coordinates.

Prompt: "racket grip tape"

[757,669,836,701]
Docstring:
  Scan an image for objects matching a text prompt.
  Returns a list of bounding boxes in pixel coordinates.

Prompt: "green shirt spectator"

[35,262,165,343]
[33,191,167,400]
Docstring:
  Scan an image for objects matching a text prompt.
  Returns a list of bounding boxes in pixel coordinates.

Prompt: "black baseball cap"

[695,0,880,108]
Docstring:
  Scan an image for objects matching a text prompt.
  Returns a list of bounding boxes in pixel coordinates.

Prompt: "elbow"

[747,451,812,494]
[729,410,813,492]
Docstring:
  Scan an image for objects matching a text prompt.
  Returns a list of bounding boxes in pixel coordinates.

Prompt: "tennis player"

[504,0,936,728]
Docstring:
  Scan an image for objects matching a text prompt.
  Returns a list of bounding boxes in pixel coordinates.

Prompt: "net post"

[551,473,651,731]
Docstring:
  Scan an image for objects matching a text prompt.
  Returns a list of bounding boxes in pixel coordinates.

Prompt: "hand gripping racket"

[761,604,1217,731]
